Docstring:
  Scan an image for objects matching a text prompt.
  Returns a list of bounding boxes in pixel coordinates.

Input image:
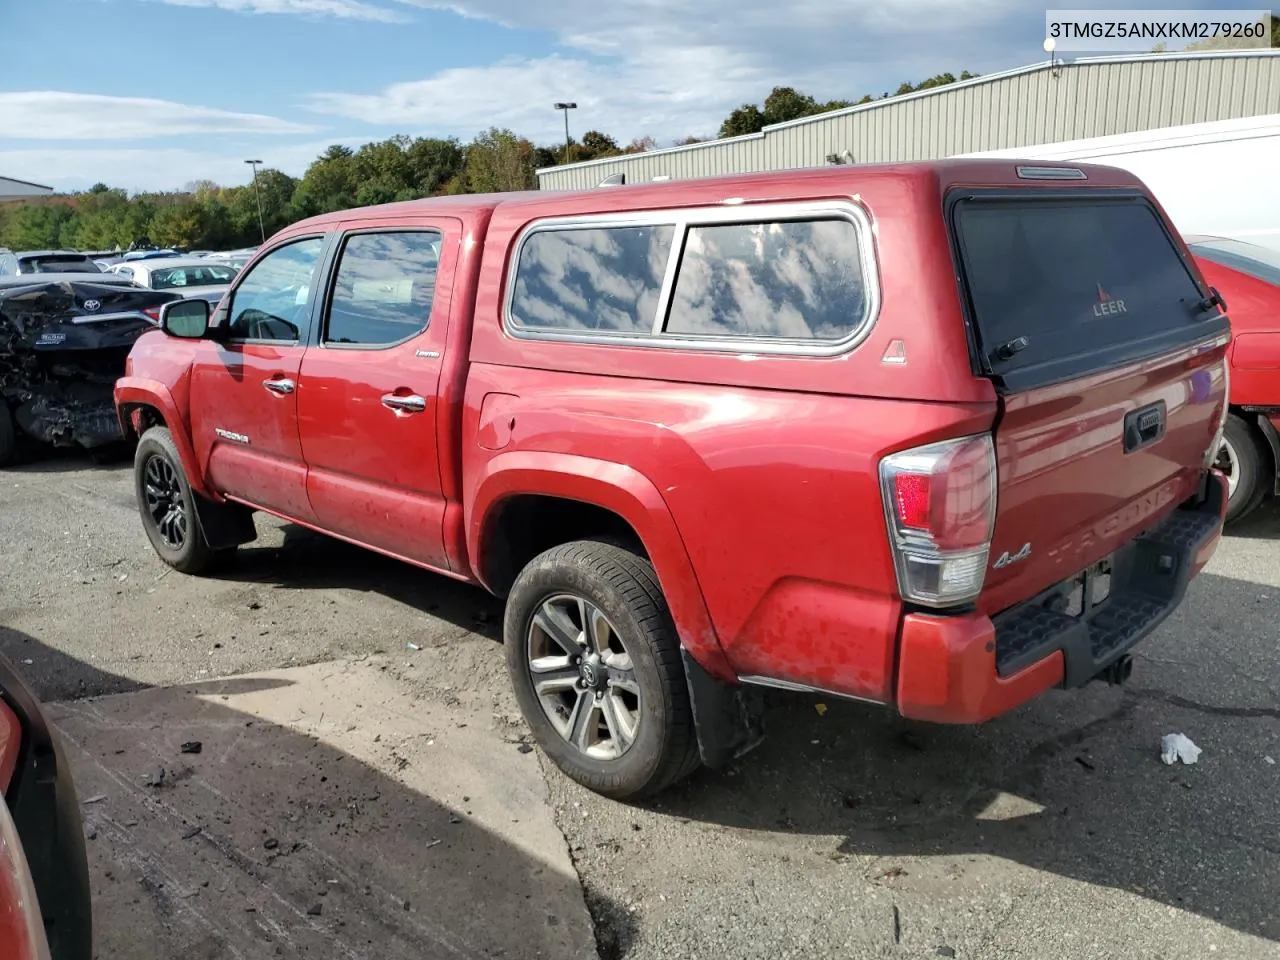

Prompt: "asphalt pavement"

[1,450,1278,960]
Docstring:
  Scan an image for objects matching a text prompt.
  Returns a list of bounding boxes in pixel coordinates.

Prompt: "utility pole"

[244,159,266,243]
[553,103,577,163]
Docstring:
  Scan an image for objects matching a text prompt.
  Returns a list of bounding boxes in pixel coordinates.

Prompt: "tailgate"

[949,189,1230,613]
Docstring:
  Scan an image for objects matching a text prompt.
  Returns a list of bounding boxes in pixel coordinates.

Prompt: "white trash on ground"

[1161,733,1202,765]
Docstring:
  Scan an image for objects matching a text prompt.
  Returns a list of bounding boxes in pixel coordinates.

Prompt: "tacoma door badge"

[992,543,1031,570]
[215,427,250,445]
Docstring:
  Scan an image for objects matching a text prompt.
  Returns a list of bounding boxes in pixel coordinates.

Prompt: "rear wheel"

[0,403,15,467]
[134,426,227,574]
[1216,413,1269,524]
[504,539,701,800]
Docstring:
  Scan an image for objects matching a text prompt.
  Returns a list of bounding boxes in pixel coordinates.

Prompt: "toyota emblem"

[82,299,101,312]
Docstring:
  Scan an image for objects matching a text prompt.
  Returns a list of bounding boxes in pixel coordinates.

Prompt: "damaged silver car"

[0,275,178,465]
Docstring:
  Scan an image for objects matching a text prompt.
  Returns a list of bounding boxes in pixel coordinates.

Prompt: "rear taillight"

[142,307,162,323]
[879,434,997,608]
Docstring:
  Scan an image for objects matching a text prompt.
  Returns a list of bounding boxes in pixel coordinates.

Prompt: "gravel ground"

[2,451,1278,960]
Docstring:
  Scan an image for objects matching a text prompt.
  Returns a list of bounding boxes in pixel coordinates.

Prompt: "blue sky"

[0,0,1262,193]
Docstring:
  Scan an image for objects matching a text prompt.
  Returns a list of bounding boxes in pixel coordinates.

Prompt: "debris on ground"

[263,838,280,851]
[937,947,956,958]
[1161,733,1202,765]
[306,903,323,917]
[180,741,203,755]
[814,702,827,716]
[83,794,106,804]
[517,743,534,754]
[181,825,201,840]
[892,904,902,944]
[406,642,421,651]
[1265,756,1276,765]
[144,767,166,787]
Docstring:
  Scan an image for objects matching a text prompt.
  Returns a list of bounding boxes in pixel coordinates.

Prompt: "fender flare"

[468,450,734,681]
[114,378,214,500]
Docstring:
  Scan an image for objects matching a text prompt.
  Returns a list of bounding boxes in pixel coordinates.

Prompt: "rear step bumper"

[895,470,1226,724]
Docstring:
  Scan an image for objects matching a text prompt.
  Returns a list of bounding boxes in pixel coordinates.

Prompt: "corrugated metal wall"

[536,52,1280,190]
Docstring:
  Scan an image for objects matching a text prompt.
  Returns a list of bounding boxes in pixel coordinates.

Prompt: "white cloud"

[0,138,365,193]
[310,0,1039,143]
[0,92,316,141]
[154,0,406,21]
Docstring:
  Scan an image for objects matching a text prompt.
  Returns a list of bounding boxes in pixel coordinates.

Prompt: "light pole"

[244,159,266,243]
[553,102,577,162]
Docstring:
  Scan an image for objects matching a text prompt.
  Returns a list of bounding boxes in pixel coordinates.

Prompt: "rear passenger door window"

[324,231,442,347]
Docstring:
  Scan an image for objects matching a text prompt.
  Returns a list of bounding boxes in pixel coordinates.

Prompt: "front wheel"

[1216,413,1269,524]
[504,539,701,800]
[134,426,227,574]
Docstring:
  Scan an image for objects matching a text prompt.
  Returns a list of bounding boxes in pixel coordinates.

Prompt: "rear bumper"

[896,470,1226,724]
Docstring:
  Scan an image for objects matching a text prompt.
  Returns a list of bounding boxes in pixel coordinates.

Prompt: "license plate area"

[1052,559,1113,618]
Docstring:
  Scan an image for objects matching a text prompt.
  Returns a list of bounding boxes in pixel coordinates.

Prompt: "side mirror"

[159,297,210,339]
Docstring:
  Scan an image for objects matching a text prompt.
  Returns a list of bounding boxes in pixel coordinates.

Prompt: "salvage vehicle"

[0,276,177,466]
[0,654,93,960]
[116,160,1230,799]
[1186,235,1280,522]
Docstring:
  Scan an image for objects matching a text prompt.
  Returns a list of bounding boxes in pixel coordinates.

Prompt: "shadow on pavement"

[216,524,505,643]
[3,630,610,960]
[640,568,1280,945]
[1223,498,1280,540]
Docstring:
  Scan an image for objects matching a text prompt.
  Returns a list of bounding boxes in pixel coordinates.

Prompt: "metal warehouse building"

[536,50,1280,190]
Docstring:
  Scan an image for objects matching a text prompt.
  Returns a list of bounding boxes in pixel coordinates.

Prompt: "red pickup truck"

[1185,235,1280,523]
[116,160,1229,799]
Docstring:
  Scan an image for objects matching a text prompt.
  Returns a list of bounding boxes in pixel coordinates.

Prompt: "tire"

[504,539,701,800]
[0,403,16,468]
[1217,413,1269,524]
[134,426,226,574]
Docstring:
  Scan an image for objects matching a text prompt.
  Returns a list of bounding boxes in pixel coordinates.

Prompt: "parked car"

[1,276,178,465]
[1186,235,1280,522]
[116,160,1229,800]
[109,257,238,306]
[0,250,102,277]
[120,249,180,263]
[0,654,93,960]
[203,248,258,271]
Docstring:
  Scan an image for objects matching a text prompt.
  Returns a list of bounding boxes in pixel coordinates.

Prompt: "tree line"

[0,69,982,253]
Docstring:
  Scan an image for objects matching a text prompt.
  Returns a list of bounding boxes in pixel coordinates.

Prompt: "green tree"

[462,128,537,193]
[719,102,766,138]
[2,203,75,249]
[292,145,360,216]
[405,137,465,195]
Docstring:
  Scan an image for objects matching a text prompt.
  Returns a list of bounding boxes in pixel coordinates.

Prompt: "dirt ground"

[2,451,1279,960]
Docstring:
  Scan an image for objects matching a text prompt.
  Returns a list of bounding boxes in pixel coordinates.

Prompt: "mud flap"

[681,648,765,769]
[192,493,257,550]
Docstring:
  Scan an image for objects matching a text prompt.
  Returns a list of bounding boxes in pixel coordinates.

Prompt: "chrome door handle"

[381,393,427,413]
[263,377,295,396]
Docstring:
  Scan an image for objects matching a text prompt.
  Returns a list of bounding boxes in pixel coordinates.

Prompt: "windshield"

[1189,238,1280,288]
[21,256,102,274]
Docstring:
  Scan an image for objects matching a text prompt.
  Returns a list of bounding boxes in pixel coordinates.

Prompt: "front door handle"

[263,377,296,396]
[381,393,427,413]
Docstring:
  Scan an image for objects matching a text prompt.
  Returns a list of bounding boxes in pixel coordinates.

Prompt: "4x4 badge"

[992,543,1031,569]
